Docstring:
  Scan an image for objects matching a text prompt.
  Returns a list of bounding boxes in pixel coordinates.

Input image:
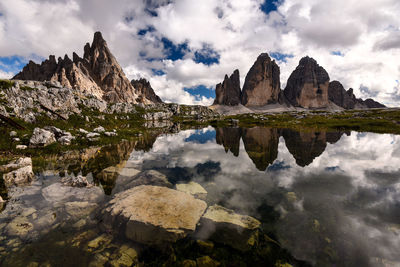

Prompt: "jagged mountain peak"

[13,32,162,104]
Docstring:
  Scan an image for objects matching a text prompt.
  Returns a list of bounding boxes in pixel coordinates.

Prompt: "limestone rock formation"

[131,78,162,104]
[328,81,355,109]
[241,53,280,106]
[284,56,330,108]
[213,69,241,106]
[13,32,160,104]
[328,81,386,109]
[102,185,207,245]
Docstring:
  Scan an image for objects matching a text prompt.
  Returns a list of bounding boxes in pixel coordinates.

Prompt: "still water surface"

[1,126,400,266]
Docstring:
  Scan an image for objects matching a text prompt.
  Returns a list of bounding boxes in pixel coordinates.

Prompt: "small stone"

[179,259,197,267]
[16,145,27,150]
[6,217,34,237]
[104,131,117,137]
[109,245,138,267]
[13,138,20,142]
[94,126,105,133]
[61,175,92,187]
[87,234,113,252]
[87,132,100,139]
[196,256,220,267]
[65,201,97,218]
[196,205,261,252]
[10,131,17,137]
[79,128,89,134]
[196,240,214,253]
[29,128,56,147]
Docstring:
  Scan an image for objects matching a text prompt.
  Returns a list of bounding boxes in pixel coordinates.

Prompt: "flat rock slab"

[103,185,207,245]
[196,205,261,252]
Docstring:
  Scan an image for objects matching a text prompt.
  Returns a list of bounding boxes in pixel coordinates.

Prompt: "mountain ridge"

[13,32,161,105]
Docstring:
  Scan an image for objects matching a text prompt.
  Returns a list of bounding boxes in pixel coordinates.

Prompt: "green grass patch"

[0,79,15,90]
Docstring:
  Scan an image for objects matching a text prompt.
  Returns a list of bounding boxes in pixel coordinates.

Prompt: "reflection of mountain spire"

[282,129,349,167]
[216,127,241,157]
[242,127,279,171]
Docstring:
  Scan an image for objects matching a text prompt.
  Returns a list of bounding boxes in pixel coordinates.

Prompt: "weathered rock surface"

[13,32,160,104]
[2,157,34,187]
[176,181,207,200]
[284,56,330,108]
[213,69,241,106]
[3,166,34,187]
[131,78,163,104]
[241,53,281,106]
[328,81,386,109]
[29,128,56,147]
[61,175,92,188]
[196,205,261,251]
[328,81,355,109]
[102,185,207,245]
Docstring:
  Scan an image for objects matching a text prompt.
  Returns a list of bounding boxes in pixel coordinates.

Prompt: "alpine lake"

[1,125,400,267]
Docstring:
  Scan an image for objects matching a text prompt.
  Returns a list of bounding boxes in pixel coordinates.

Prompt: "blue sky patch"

[152,69,165,76]
[194,45,220,66]
[270,52,293,63]
[184,85,215,100]
[0,55,28,74]
[267,161,290,172]
[145,8,158,17]
[260,0,281,14]
[138,26,155,36]
[162,38,189,61]
[185,129,216,144]
[331,51,345,57]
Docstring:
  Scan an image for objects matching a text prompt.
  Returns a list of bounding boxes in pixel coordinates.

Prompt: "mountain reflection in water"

[1,126,400,267]
[128,127,400,266]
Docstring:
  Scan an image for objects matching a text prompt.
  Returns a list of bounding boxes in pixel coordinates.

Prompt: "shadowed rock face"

[241,53,280,106]
[242,127,279,171]
[328,81,356,109]
[13,32,159,104]
[131,78,163,104]
[214,127,349,169]
[213,69,241,106]
[363,98,386,108]
[284,57,330,108]
[281,129,328,167]
[281,129,349,167]
[216,127,241,156]
[328,81,386,109]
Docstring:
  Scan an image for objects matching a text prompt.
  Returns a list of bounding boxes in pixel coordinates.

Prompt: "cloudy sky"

[0,0,400,106]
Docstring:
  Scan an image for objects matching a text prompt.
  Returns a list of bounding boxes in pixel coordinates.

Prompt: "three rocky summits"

[212,53,385,111]
[13,32,162,105]
[12,31,384,111]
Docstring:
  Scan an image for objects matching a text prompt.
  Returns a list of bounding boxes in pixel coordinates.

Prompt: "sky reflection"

[121,127,400,266]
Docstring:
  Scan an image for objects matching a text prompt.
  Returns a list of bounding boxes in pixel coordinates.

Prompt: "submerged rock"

[29,128,56,147]
[113,170,172,193]
[176,182,207,200]
[102,185,207,245]
[196,256,220,267]
[196,205,261,251]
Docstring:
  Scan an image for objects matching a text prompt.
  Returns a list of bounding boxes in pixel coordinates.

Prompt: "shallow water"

[1,126,400,266]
